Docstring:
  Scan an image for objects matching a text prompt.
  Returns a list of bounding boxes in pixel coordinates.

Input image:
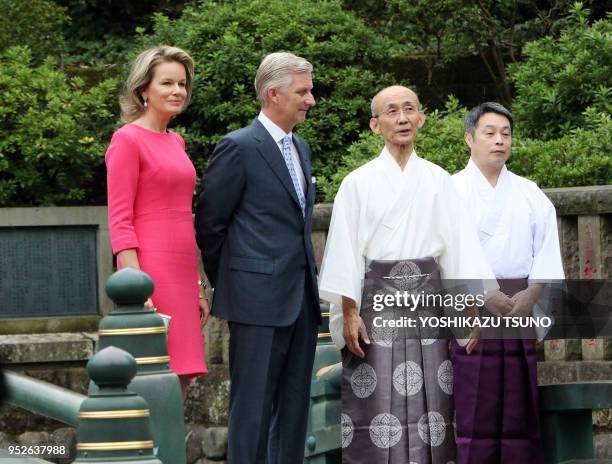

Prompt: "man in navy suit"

[195,52,321,464]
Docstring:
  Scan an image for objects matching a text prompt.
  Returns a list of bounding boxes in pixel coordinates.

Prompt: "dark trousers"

[227,288,318,464]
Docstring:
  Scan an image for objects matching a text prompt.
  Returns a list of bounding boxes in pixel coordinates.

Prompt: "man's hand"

[484,290,514,316]
[507,284,544,318]
[343,310,370,358]
[342,296,370,358]
[463,303,481,354]
[466,326,480,355]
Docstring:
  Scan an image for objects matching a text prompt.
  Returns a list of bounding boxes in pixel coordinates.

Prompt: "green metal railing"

[6,345,162,464]
[5,372,84,427]
[4,268,183,464]
[540,382,612,463]
[305,305,342,463]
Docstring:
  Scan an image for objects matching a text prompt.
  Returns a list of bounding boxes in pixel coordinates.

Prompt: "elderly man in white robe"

[319,86,498,463]
[450,102,565,464]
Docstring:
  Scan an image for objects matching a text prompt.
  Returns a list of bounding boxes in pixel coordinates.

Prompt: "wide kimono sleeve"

[319,175,368,349]
[318,175,365,308]
[529,190,565,280]
[438,173,498,294]
[105,130,141,254]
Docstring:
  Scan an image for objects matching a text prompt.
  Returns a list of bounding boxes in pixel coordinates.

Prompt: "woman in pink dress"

[105,46,209,397]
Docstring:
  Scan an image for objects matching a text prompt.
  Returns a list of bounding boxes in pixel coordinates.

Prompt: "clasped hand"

[466,286,542,354]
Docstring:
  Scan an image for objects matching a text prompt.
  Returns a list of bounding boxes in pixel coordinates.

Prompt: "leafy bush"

[318,131,382,202]
[509,4,612,139]
[0,47,120,206]
[413,97,468,175]
[2,0,607,207]
[510,110,612,188]
[0,0,67,62]
[59,0,190,66]
[141,0,398,186]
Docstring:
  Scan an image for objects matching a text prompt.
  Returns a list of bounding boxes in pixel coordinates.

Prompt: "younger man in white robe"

[319,86,497,463]
[450,102,565,464]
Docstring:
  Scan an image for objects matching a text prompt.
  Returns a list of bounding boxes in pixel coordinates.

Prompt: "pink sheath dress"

[106,123,207,377]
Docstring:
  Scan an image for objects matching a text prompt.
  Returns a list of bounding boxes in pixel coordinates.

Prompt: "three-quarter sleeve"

[105,131,141,254]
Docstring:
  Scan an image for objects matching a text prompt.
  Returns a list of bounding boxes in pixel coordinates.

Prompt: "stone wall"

[0,206,113,335]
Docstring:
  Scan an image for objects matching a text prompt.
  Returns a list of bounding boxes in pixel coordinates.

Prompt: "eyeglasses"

[373,103,421,119]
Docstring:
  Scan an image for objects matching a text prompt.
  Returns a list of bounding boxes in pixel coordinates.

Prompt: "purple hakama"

[450,278,544,464]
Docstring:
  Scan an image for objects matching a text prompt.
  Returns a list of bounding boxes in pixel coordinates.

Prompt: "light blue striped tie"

[281,136,306,217]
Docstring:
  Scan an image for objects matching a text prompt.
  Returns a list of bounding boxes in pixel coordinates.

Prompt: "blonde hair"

[254,52,312,106]
[120,46,195,122]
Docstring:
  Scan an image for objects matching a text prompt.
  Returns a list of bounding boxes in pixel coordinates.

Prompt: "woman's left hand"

[199,296,211,327]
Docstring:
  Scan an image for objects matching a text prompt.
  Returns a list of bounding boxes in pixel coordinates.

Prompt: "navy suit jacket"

[195,119,320,327]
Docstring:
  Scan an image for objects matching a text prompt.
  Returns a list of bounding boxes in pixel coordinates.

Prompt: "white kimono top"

[452,159,565,280]
[319,148,496,348]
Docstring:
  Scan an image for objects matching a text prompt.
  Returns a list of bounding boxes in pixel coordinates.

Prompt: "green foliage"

[0,0,607,207]
[64,34,140,67]
[0,47,120,206]
[385,0,474,69]
[318,131,382,202]
[58,0,190,65]
[142,0,398,186]
[414,96,467,175]
[349,0,578,105]
[509,111,612,187]
[0,0,67,62]
[509,3,612,138]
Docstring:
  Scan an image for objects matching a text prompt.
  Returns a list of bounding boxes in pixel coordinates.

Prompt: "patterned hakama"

[341,258,456,464]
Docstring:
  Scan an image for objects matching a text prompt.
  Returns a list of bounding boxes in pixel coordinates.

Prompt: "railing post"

[92,268,186,464]
[304,304,342,463]
[74,345,162,463]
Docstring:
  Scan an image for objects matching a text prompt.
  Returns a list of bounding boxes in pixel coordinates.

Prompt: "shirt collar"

[379,146,419,175]
[467,157,509,190]
[258,111,292,144]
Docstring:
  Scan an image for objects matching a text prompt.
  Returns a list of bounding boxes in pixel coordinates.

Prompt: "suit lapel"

[252,119,302,211]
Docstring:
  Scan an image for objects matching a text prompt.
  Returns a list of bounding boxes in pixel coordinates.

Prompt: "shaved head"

[370,85,420,117]
[369,85,425,156]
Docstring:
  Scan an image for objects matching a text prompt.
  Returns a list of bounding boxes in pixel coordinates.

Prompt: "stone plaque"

[0,226,98,317]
